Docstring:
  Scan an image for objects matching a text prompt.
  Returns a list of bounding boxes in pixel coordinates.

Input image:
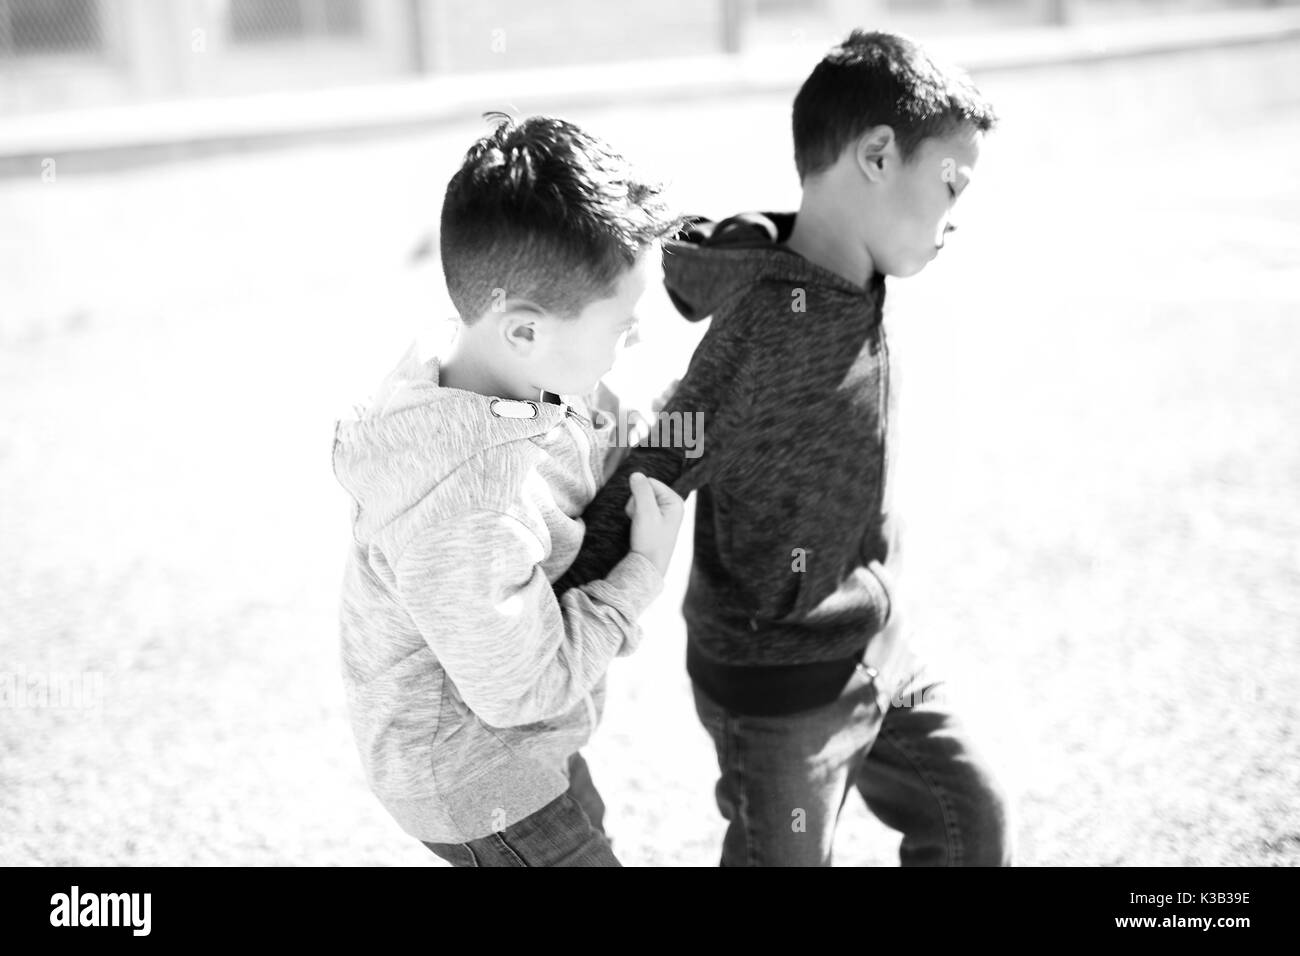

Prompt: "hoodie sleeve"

[554,312,760,592]
[393,508,663,728]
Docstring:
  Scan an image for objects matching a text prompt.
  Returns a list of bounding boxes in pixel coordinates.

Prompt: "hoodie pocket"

[713,489,807,628]
[761,571,806,628]
[429,672,512,790]
[710,489,735,571]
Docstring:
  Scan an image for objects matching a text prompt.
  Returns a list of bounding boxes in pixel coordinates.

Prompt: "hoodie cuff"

[600,549,665,624]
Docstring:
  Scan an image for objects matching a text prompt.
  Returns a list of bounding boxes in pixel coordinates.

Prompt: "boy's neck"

[783,195,876,289]
[438,327,538,402]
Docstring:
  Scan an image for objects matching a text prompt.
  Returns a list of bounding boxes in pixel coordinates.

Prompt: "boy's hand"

[624,472,684,580]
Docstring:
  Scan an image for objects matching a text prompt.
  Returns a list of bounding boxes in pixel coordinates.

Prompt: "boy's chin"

[886,256,934,279]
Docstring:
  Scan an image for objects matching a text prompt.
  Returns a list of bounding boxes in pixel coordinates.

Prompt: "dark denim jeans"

[421,752,619,867]
[692,652,1014,867]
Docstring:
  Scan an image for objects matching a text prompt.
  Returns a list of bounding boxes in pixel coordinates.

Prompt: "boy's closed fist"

[625,472,684,580]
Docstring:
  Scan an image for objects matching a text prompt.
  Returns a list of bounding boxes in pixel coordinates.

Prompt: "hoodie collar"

[341,343,574,432]
[663,211,885,323]
[332,342,584,540]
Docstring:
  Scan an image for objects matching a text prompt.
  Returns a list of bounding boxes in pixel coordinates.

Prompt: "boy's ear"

[855,125,896,183]
[498,302,544,353]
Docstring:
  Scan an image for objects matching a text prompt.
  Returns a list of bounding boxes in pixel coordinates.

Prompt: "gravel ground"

[1,50,1298,866]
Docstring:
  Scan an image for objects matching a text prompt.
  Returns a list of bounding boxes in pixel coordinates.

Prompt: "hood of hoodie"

[332,341,581,546]
[663,211,879,322]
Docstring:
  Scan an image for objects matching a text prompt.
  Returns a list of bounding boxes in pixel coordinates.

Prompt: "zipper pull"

[856,662,888,712]
[564,403,592,427]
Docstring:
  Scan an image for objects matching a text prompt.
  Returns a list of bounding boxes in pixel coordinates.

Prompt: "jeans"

[691,653,1014,867]
[421,752,619,867]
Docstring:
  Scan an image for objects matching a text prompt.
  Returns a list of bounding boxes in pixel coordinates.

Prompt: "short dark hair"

[440,114,677,322]
[792,30,997,181]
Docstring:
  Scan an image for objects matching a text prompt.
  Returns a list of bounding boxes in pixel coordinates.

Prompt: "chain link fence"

[0,0,1289,108]
[228,0,364,43]
[0,0,104,58]
[0,0,369,61]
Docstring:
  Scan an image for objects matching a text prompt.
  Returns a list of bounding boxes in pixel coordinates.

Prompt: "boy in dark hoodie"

[554,31,1012,866]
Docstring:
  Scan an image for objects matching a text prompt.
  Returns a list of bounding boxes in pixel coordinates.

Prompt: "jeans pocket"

[492,791,616,867]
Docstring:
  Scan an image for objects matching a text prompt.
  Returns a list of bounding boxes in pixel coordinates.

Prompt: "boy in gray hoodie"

[332,115,683,867]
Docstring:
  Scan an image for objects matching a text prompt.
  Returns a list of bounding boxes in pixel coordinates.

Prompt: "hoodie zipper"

[563,403,602,737]
[562,403,599,502]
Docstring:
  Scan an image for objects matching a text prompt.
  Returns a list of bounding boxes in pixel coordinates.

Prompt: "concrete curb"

[1,7,1298,176]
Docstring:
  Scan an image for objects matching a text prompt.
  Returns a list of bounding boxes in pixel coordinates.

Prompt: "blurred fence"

[1,0,1293,115]
[0,0,103,57]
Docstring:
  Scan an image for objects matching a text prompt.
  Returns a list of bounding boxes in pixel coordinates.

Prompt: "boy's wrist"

[630,547,668,582]
[617,549,665,603]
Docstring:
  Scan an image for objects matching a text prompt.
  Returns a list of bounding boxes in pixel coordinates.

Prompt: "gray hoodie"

[332,342,662,844]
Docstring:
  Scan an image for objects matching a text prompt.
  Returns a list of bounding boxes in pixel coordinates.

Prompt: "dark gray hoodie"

[555,212,902,709]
